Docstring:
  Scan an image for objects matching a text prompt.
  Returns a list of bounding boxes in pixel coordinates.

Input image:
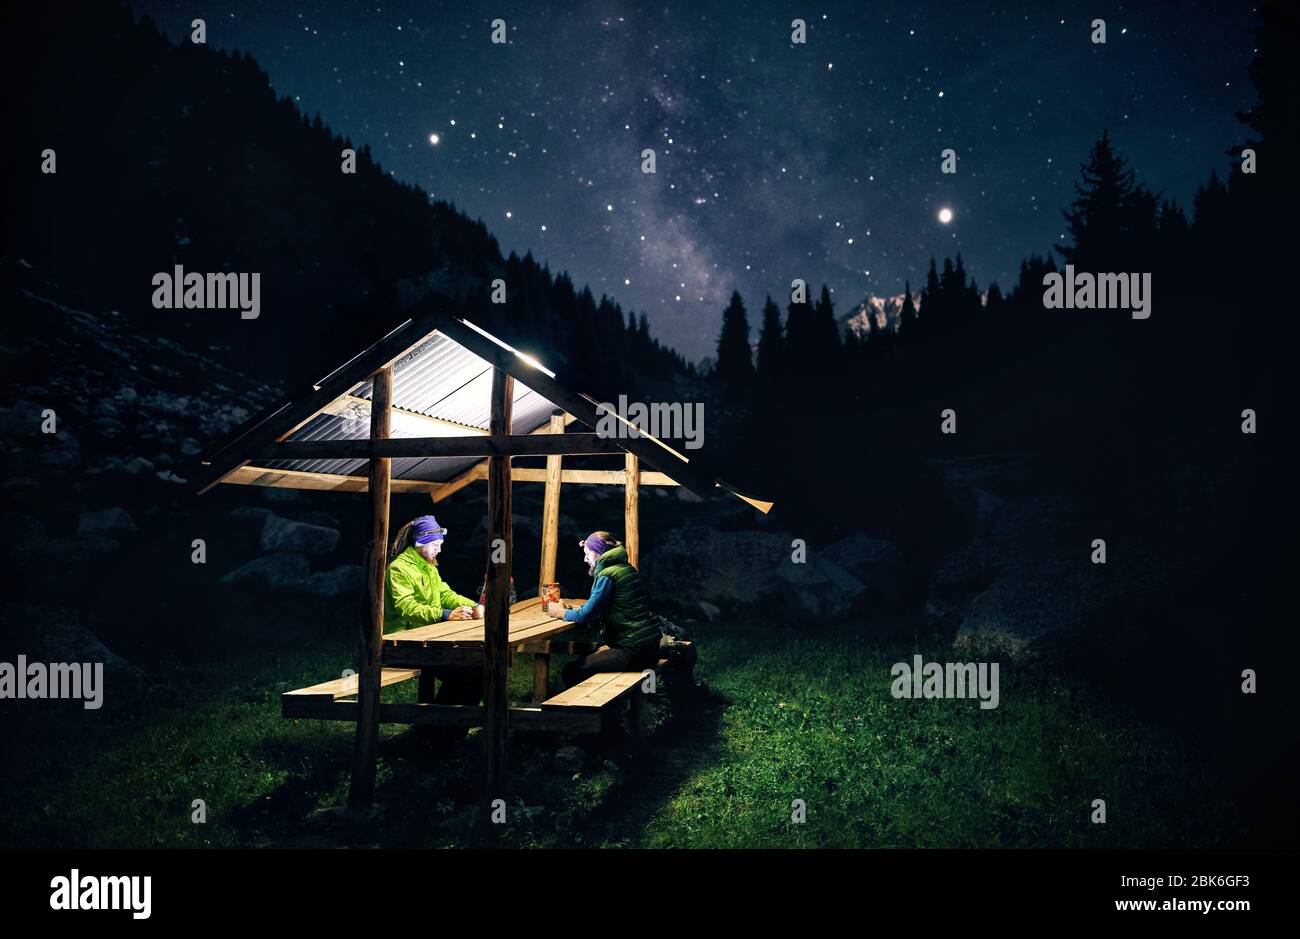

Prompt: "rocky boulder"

[217,554,362,600]
[219,553,311,590]
[232,505,274,523]
[259,513,341,554]
[77,507,138,536]
[818,533,907,611]
[303,565,363,599]
[931,483,1156,657]
[11,533,121,567]
[642,525,865,619]
[1,603,145,679]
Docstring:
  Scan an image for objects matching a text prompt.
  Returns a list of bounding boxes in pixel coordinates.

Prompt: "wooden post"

[532,654,550,706]
[538,410,565,587]
[630,680,646,742]
[348,365,392,809]
[624,452,640,567]
[534,410,565,703]
[483,368,514,820]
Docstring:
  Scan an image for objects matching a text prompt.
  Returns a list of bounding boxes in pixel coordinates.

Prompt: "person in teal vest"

[544,531,662,687]
[386,515,481,731]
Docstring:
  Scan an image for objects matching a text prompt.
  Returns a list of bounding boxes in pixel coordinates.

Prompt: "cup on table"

[541,582,561,606]
[474,603,485,620]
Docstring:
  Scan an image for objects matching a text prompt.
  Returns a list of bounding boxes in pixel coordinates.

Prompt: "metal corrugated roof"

[199,293,772,513]
[259,329,559,483]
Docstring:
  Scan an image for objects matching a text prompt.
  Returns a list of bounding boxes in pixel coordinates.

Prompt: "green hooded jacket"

[589,544,660,653]
[384,546,477,632]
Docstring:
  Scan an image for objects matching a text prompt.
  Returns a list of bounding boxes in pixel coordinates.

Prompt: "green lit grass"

[0,619,1235,848]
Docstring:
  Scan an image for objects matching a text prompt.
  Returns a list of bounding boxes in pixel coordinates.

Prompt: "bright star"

[938,208,954,224]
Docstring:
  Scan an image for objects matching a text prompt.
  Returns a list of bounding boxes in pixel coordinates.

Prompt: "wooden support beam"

[257,433,620,462]
[538,411,565,588]
[482,368,514,820]
[381,644,487,669]
[532,654,551,705]
[223,459,682,495]
[533,418,562,700]
[220,455,682,494]
[512,638,599,656]
[530,412,577,434]
[509,467,681,487]
[428,462,489,502]
[348,364,392,809]
[222,464,440,493]
[630,685,645,742]
[624,452,640,567]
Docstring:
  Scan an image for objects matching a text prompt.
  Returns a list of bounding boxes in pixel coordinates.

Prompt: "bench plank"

[283,667,421,702]
[542,671,645,711]
[281,698,601,733]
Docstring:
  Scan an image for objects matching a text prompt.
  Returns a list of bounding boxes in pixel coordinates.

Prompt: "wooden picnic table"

[382,596,595,702]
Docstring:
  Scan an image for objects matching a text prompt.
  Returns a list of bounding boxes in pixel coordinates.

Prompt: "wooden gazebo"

[192,290,771,812]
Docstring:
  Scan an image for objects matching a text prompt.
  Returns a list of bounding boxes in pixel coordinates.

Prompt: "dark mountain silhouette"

[5,0,691,403]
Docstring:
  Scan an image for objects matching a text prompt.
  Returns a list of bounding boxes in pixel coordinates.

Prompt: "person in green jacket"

[543,531,662,688]
[386,515,481,717]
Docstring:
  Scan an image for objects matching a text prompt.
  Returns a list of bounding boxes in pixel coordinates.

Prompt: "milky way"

[133,0,1258,360]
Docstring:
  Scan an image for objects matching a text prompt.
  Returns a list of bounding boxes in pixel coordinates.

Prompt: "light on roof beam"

[460,318,557,378]
[592,402,691,464]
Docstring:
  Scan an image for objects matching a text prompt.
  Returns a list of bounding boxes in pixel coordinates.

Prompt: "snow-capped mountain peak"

[840,292,920,338]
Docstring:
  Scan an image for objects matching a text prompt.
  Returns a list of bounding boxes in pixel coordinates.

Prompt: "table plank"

[383,605,581,649]
[509,619,576,643]
[382,619,473,645]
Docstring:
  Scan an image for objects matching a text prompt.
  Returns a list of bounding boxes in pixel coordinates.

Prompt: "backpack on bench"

[655,615,697,668]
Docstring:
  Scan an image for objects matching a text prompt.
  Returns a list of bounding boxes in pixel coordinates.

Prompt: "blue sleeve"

[563,576,613,625]
[440,608,452,621]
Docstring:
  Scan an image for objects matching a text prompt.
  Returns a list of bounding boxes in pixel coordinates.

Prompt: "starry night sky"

[134,0,1258,361]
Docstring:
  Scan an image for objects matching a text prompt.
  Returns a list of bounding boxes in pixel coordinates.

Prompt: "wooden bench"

[282,638,696,733]
[542,671,650,738]
[282,667,420,713]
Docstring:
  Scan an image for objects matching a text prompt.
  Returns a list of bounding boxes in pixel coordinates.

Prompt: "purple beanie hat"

[412,515,447,546]
[582,532,616,556]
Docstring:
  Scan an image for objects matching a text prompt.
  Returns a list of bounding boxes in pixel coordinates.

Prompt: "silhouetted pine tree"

[985,282,1004,318]
[1058,131,1158,272]
[917,258,942,346]
[810,284,842,359]
[899,281,918,339]
[754,295,784,394]
[713,290,755,397]
[785,293,812,379]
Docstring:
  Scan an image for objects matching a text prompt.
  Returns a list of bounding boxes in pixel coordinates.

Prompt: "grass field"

[2,609,1242,849]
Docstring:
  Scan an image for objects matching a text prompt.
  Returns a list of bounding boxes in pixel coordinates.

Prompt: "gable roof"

[192,289,773,513]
